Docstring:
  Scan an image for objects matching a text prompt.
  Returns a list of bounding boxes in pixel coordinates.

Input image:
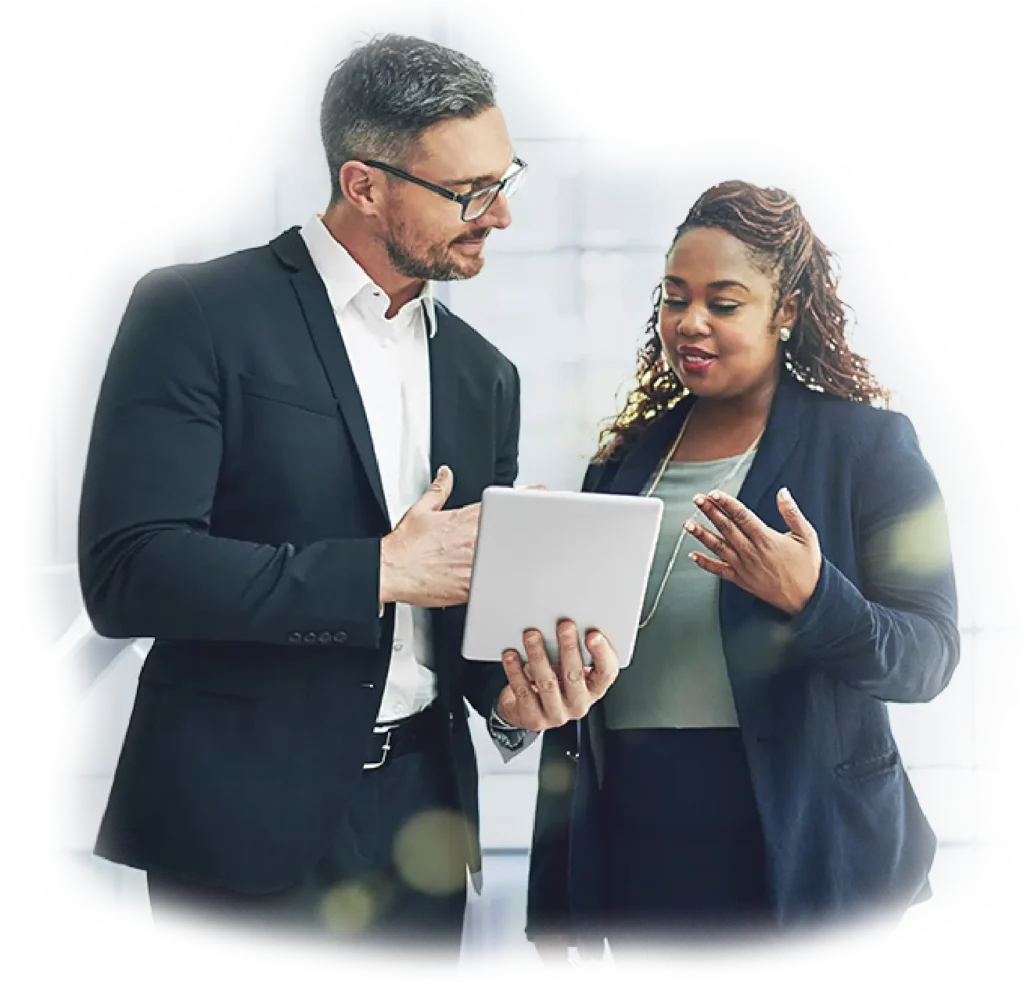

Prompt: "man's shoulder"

[432,299,517,377]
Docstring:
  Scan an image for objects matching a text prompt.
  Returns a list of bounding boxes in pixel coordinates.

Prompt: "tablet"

[461,487,664,669]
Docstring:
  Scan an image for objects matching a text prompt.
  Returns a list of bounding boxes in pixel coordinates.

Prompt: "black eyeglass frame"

[360,156,527,221]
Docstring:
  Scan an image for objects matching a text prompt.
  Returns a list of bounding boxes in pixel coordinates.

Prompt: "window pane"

[892,843,970,946]
[970,765,1019,843]
[889,633,975,770]
[909,765,970,843]
[970,847,1019,925]
[974,630,1024,769]
[585,141,753,250]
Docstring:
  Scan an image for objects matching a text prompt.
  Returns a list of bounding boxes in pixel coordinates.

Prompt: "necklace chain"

[637,408,764,630]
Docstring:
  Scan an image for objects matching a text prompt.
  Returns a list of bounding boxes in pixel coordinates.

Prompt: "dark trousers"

[599,727,774,945]
[148,724,468,958]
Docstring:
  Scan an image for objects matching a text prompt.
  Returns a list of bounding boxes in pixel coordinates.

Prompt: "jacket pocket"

[239,374,338,418]
[835,747,900,782]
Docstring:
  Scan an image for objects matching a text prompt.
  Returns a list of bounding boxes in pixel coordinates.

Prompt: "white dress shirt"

[300,215,437,723]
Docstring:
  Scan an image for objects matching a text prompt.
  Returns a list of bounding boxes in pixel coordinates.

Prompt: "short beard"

[382,216,483,282]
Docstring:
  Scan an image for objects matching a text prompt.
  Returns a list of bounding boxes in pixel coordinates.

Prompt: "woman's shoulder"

[793,381,912,446]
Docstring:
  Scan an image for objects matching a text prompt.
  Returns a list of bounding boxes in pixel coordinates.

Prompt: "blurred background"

[5,0,1023,973]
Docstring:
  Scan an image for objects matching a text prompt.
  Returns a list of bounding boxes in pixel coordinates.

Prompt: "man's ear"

[338,161,386,217]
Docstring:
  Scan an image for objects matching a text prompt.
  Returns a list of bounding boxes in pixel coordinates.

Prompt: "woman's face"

[657,226,794,402]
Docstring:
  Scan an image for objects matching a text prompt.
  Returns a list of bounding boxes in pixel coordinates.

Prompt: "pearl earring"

[779,326,791,343]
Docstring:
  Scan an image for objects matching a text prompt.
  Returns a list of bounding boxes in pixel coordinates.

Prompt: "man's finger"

[500,649,537,718]
[554,620,590,718]
[583,630,619,698]
[523,629,567,726]
[418,464,454,513]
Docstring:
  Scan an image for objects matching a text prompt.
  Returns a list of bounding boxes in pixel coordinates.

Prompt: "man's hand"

[495,620,619,731]
[379,465,479,608]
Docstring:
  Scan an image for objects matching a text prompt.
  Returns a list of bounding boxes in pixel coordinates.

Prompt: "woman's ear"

[776,291,800,334]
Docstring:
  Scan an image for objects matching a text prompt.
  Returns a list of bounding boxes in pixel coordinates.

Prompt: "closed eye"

[659,298,741,313]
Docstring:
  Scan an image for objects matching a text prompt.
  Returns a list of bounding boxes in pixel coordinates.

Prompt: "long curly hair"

[594,180,890,463]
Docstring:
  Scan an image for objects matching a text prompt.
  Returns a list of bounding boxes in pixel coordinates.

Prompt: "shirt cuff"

[487,705,529,751]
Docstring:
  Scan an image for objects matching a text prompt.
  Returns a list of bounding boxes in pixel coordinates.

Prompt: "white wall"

[6,0,1023,976]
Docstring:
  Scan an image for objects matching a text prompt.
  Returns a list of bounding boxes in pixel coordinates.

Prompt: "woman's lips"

[679,350,717,375]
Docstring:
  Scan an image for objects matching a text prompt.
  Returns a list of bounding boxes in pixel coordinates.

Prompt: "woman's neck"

[673,371,779,462]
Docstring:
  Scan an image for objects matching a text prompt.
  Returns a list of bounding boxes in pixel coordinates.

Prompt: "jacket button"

[304,632,318,644]
[318,631,332,644]
[333,630,348,644]
[288,631,302,644]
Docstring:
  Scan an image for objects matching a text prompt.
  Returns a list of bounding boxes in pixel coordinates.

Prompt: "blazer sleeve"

[78,269,383,649]
[462,361,522,720]
[789,412,959,702]
[526,721,578,940]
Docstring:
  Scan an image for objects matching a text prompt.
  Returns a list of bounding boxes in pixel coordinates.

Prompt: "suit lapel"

[427,302,460,479]
[271,228,390,527]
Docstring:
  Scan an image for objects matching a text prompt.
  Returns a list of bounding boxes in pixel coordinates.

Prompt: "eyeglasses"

[360,156,528,222]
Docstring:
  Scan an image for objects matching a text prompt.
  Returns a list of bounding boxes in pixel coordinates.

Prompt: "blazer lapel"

[608,397,695,496]
[271,228,390,528]
[720,371,805,629]
[427,302,460,480]
[734,370,803,518]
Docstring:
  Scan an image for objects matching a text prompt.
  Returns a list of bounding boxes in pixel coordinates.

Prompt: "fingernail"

[693,494,705,506]
[689,552,699,562]
[779,487,792,500]
[708,490,723,500]
[684,520,697,533]
[502,650,518,661]
[589,632,604,645]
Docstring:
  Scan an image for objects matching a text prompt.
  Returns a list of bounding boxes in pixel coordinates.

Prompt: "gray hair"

[321,34,497,204]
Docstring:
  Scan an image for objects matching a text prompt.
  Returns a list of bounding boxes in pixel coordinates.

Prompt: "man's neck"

[320,206,425,317]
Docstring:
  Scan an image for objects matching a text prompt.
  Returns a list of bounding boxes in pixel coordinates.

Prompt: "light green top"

[603,453,755,730]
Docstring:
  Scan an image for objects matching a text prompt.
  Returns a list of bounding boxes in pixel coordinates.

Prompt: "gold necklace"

[637,408,764,629]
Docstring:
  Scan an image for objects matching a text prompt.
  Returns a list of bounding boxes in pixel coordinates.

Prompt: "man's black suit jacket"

[79,227,520,893]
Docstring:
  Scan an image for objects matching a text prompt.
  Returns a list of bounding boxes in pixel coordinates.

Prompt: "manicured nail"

[693,494,706,506]
[708,490,723,500]
[589,632,604,645]
[779,487,792,500]
[689,552,699,562]
[684,520,697,533]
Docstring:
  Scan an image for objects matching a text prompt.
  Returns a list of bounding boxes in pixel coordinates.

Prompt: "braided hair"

[594,180,889,463]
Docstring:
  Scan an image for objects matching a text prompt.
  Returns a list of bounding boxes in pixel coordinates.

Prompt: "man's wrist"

[490,705,519,730]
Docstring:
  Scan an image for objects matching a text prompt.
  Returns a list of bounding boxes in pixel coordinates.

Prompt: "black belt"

[362,703,446,770]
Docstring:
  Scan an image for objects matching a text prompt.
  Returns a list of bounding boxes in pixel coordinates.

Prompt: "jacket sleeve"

[790,412,959,702]
[526,721,578,940]
[462,361,521,720]
[78,269,383,649]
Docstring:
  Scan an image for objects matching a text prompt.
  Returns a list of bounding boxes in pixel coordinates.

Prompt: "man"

[79,34,617,957]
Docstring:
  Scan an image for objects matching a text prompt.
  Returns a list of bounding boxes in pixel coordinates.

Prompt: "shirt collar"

[299,215,437,338]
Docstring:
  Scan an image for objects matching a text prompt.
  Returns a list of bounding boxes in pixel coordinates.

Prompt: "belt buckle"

[362,724,395,770]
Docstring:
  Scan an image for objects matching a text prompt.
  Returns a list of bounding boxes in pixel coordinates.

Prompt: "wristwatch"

[488,705,526,751]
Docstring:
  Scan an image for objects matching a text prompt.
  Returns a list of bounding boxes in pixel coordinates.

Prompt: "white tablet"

[461,486,664,669]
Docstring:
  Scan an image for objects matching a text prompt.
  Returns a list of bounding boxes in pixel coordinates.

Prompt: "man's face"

[379,106,515,281]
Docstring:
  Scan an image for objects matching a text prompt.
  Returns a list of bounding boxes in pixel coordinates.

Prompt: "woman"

[524,181,958,955]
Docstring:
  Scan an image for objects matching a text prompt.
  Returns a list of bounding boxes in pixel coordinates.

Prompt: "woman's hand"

[686,487,822,615]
